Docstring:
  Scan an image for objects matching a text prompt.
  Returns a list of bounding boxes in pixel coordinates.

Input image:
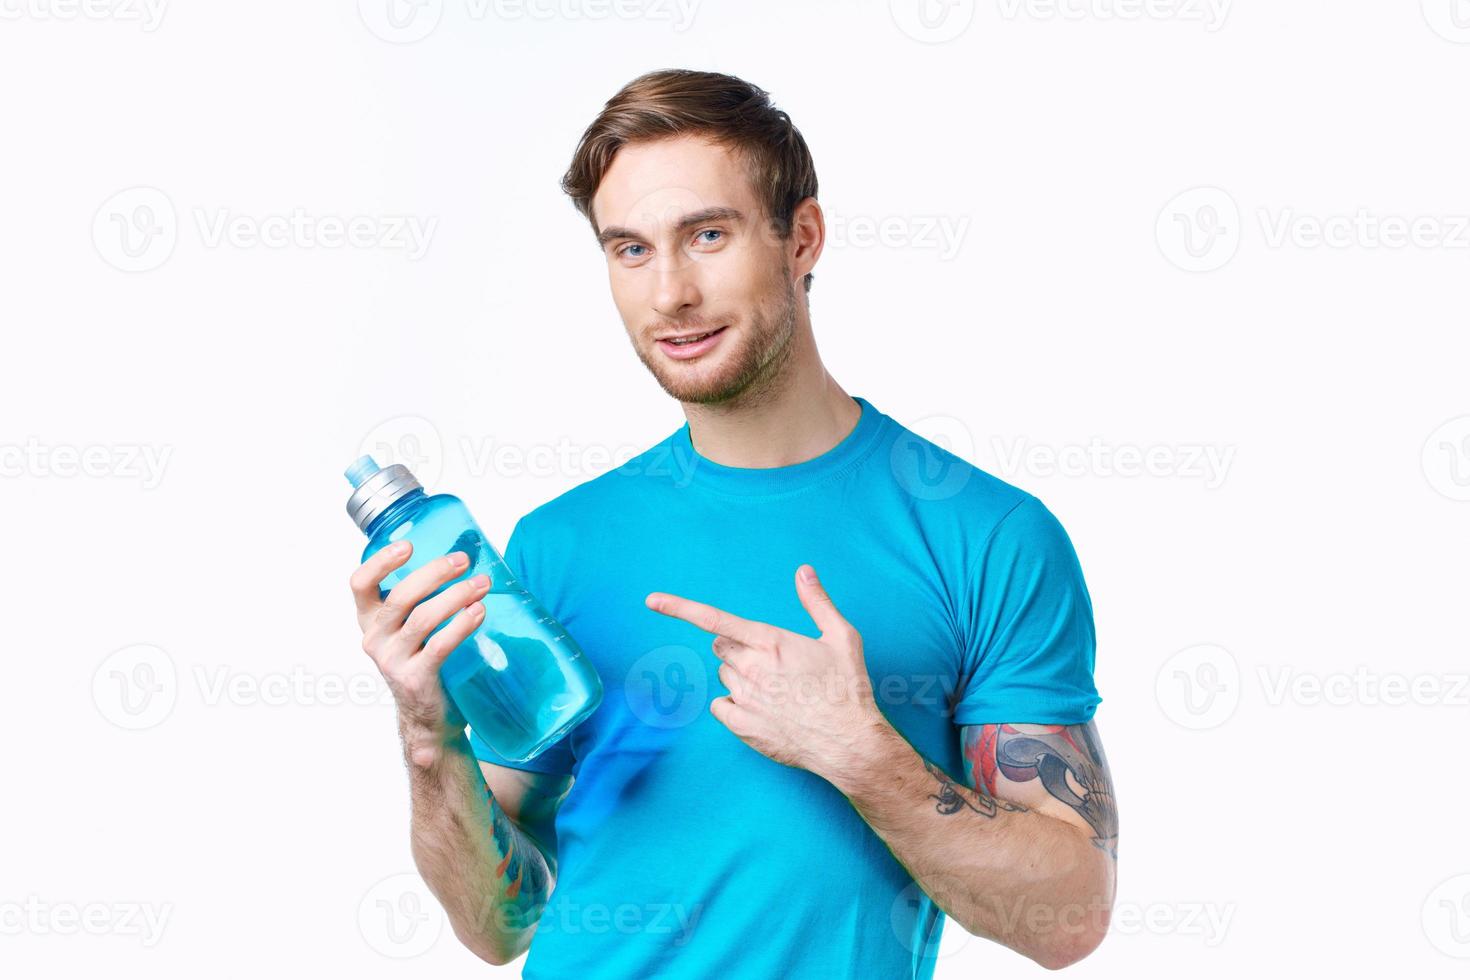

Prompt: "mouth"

[656,325,728,360]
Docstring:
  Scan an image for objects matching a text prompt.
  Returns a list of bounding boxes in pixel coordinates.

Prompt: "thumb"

[795,564,850,638]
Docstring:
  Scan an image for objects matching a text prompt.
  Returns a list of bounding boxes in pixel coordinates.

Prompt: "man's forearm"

[403,726,552,965]
[828,722,1113,971]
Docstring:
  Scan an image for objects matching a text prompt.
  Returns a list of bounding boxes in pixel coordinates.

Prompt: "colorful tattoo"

[965,722,1118,859]
[479,779,549,929]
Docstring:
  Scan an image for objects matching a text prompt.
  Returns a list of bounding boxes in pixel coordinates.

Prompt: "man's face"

[591,135,800,405]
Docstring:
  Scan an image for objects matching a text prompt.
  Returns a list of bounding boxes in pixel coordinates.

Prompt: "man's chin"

[636,337,733,402]
[635,320,788,406]
[651,369,747,405]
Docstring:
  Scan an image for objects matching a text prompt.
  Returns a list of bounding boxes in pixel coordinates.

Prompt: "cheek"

[746,251,794,309]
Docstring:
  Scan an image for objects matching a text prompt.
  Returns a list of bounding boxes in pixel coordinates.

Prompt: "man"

[349,68,1117,978]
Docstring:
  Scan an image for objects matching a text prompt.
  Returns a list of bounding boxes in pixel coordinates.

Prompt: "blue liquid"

[362,489,601,761]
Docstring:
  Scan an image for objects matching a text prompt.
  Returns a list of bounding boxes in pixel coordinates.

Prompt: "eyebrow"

[595,206,745,249]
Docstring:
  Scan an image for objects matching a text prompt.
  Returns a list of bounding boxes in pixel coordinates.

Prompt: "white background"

[3,0,1469,975]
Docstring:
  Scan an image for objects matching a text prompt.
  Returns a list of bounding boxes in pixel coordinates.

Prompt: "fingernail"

[449,552,468,567]
[800,565,817,584]
[472,574,490,590]
[390,541,409,555]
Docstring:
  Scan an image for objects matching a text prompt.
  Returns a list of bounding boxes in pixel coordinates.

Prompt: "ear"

[785,197,824,291]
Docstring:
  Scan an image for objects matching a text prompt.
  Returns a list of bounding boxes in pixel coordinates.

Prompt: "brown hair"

[561,68,819,293]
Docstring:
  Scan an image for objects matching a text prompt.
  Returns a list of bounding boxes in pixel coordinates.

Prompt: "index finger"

[645,592,772,647]
[348,540,413,619]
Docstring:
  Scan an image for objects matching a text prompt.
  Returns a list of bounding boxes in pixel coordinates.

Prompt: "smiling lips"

[656,325,728,359]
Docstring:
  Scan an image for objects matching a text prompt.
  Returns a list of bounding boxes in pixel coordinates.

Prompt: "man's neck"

[681,327,861,470]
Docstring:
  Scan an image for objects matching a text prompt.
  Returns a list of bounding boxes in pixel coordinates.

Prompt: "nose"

[650,249,703,320]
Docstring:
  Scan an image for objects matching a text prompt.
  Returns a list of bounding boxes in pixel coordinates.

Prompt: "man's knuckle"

[404,607,435,636]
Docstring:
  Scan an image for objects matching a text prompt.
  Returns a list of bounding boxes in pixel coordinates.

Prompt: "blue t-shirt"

[469,396,1101,979]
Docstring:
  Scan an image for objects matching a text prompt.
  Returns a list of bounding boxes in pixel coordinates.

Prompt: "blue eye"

[619,243,648,258]
[695,229,722,244]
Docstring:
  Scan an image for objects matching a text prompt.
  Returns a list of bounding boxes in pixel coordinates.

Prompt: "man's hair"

[561,68,819,293]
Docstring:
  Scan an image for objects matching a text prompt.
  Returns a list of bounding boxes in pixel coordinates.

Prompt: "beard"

[630,264,800,407]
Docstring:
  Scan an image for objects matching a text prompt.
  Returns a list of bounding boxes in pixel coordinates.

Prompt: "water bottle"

[343,455,601,761]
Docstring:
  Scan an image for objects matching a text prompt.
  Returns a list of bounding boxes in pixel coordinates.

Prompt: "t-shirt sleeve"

[952,494,1102,726]
[466,514,578,776]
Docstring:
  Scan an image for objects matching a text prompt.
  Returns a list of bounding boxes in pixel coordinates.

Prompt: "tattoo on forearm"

[478,779,549,931]
[923,760,1028,818]
[965,721,1118,859]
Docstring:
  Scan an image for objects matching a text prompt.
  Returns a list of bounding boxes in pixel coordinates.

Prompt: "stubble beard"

[632,265,799,408]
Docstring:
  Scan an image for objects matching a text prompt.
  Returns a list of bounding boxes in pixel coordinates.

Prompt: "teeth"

[668,331,712,345]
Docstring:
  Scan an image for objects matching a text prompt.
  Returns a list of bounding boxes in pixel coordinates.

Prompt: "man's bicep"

[960,721,1118,859]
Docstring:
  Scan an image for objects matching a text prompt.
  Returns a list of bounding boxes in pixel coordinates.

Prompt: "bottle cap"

[344,455,423,532]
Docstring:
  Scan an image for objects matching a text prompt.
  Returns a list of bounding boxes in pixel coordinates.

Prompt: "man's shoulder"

[873,411,1094,588]
[877,412,1041,535]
